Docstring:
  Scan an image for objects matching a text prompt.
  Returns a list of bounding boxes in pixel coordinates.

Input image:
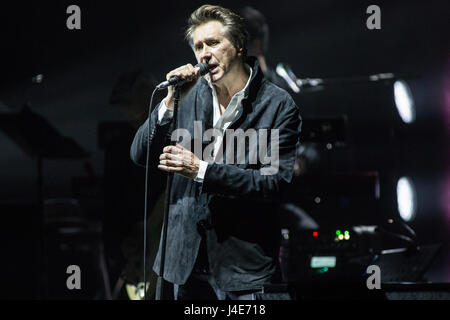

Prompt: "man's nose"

[200,48,212,63]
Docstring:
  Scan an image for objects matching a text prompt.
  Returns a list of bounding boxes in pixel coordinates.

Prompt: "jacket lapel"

[197,80,214,132]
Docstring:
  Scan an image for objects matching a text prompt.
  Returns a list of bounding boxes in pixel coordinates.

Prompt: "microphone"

[156,62,211,90]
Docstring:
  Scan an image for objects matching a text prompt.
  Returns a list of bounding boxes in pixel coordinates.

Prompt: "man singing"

[130,4,301,300]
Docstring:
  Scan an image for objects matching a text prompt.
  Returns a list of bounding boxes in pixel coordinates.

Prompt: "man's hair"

[239,6,269,54]
[185,4,248,58]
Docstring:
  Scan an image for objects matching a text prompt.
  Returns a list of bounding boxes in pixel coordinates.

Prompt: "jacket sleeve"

[201,100,302,202]
[130,102,172,169]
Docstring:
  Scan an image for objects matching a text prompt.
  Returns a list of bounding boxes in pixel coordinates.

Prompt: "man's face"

[192,20,241,84]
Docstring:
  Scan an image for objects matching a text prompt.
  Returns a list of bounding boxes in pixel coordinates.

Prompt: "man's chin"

[209,71,223,83]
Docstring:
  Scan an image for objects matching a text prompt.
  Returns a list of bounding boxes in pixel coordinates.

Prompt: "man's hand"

[164,64,201,110]
[158,144,200,179]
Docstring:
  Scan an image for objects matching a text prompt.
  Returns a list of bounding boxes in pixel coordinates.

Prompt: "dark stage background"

[0,0,449,299]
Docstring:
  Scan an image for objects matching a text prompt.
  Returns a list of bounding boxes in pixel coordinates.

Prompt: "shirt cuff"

[194,160,208,183]
[157,100,174,123]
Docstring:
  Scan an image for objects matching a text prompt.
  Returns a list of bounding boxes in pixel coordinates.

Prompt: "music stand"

[0,106,88,298]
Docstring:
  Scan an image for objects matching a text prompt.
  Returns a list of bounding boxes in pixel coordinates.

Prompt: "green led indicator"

[316,267,329,274]
[336,230,341,236]
[344,230,349,235]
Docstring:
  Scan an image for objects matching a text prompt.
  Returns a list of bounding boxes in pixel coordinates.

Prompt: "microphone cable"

[142,87,159,300]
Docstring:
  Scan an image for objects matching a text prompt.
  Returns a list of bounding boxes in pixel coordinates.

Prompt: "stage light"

[396,176,417,222]
[275,64,300,93]
[393,80,415,124]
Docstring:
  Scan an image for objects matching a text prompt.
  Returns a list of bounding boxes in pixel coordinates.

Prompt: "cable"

[143,87,159,300]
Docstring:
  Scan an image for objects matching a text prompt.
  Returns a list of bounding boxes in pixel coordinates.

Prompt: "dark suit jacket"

[130,57,301,291]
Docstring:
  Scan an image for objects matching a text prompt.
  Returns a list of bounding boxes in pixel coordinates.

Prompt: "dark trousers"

[174,240,262,300]
[174,271,262,300]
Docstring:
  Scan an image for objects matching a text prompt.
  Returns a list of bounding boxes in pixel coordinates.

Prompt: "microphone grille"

[196,63,211,76]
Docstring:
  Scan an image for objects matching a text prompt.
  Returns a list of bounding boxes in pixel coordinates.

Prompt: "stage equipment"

[393,80,415,124]
[0,105,88,298]
[300,116,347,144]
[275,62,417,93]
[396,176,417,222]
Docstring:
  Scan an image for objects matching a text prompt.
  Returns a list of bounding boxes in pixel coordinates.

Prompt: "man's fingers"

[158,143,199,179]
[159,159,183,167]
[166,64,198,81]
[163,145,180,154]
[194,66,201,77]
[163,144,187,154]
[159,152,182,161]
[158,164,183,172]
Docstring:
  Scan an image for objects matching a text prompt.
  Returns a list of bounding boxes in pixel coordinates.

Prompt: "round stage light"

[394,80,416,124]
[396,177,417,222]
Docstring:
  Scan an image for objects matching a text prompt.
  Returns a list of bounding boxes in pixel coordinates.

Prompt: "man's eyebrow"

[193,36,220,46]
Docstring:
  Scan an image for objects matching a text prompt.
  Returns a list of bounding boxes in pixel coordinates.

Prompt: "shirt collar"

[208,64,252,129]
